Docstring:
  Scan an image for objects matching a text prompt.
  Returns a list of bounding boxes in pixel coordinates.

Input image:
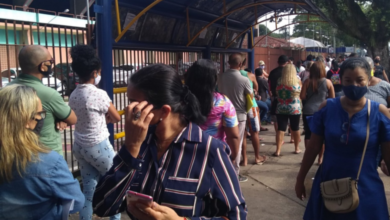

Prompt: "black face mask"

[38,64,52,77]
[374,59,380,64]
[33,118,45,135]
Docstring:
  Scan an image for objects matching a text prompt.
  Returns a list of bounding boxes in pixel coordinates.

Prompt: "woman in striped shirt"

[93,64,247,220]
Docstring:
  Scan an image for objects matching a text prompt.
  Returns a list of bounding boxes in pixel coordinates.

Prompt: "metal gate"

[0,4,89,173]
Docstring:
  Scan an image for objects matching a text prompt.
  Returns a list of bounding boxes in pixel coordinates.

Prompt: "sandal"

[260,127,269,131]
[272,153,281,157]
[294,150,302,154]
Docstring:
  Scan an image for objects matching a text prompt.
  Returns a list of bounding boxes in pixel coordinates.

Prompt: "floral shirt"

[276,81,302,115]
[200,93,238,142]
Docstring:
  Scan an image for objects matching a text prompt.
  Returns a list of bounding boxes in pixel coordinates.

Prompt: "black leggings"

[276,114,301,132]
[302,114,313,140]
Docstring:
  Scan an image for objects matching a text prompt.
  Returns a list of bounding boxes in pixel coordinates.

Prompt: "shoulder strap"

[356,99,370,181]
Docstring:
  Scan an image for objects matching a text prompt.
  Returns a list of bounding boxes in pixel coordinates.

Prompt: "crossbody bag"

[320,100,371,213]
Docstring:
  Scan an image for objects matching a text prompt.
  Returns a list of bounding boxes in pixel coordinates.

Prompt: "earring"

[159,118,162,121]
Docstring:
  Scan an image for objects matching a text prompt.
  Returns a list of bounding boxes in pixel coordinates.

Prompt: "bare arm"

[300,80,309,100]
[295,101,327,200]
[248,73,258,93]
[224,126,240,160]
[263,70,269,78]
[106,102,121,124]
[63,110,77,125]
[326,79,336,98]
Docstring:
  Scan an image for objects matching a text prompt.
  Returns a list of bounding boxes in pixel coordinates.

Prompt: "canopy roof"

[289,37,325,48]
[114,0,333,49]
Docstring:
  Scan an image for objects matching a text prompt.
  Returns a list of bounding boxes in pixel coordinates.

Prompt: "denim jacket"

[0,151,85,220]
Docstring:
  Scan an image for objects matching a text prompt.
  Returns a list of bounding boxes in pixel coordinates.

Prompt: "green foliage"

[312,0,390,48]
[291,14,360,47]
[258,24,288,39]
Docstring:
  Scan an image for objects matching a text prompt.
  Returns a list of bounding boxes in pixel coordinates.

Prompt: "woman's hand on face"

[128,202,182,220]
[295,179,306,201]
[124,101,154,157]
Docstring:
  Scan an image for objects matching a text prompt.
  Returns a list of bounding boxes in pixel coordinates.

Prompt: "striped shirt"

[92,122,247,220]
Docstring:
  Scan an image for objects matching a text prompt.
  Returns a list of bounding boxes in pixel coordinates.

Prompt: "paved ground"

[69,123,390,220]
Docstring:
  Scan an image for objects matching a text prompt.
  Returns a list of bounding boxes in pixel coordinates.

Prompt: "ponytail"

[181,85,206,124]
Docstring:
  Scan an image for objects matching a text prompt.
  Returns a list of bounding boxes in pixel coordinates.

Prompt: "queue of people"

[1,44,390,220]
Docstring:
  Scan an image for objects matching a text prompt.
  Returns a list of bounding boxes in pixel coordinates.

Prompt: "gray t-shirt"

[365,80,390,107]
[302,78,328,115]
[217,69,252,121]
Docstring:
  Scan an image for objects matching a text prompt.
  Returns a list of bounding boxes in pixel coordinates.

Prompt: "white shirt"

[69,84,111,147]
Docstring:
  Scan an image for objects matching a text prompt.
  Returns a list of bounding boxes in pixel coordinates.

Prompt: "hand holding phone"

[126,190,153,207]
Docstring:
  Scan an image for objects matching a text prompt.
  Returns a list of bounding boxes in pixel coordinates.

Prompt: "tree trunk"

[368,44,390,73]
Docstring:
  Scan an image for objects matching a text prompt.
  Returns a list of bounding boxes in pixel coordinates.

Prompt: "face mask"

[374,59,380,64]
[94,75,101,85]
[343,85,368,101]
[260,66,265,69]
[33,118,45,135]
[38,64,52,77]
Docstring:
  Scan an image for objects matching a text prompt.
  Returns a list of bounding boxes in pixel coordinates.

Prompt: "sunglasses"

[34,110,47,121]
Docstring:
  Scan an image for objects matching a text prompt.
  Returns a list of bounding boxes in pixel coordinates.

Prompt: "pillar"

[95,0,114,145]
[247,28,255,72]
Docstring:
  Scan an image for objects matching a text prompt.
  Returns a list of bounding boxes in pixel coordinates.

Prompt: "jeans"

[256,99,272,122]
[73,139,121,220]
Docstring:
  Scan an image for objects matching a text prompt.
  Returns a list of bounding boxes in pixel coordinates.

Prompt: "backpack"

[330,69,340,85]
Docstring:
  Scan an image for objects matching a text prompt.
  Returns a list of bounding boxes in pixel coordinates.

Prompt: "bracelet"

[184,218,190,220]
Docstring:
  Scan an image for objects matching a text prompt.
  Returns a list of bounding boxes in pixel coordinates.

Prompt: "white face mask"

[94,75,101,85]
[260,65,265,69]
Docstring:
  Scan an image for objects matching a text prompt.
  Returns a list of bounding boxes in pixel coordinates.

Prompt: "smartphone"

[126,190,153,207]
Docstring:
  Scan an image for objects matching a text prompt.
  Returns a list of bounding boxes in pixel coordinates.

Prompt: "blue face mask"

[343,85,368,101]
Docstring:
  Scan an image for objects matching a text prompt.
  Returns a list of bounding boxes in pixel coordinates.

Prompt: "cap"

[259,60,265,65]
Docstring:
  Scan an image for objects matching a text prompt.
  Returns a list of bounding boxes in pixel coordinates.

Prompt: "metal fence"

[0,9,89,173]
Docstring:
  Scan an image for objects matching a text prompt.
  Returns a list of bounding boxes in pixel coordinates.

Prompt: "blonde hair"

[280,64,299,86]
[0,84,48,183]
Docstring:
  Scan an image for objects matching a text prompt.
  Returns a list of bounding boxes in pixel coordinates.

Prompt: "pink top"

[200,93,238,142]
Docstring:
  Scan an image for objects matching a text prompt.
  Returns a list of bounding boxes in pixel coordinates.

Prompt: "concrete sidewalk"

[70,124,390,220]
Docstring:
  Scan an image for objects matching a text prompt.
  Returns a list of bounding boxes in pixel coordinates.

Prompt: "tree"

[258,24,288,39]
[291,15,360,47]
[313,0,390,70]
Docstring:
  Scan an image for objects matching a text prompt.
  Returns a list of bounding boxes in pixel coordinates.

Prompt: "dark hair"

[185,60,217,119]
[244,68,252,73]
[278,55,289,65]
[349,53,357,58]
[309,61,326,93]
[130,64,206,125]
[326,57,330,62]
[331,60,339,71]
[289,57,294,62]
[70,45,101,82]
[255,68,263,77]
[307,55,313,61]
[339,58,371,80]
[296,61,302,68]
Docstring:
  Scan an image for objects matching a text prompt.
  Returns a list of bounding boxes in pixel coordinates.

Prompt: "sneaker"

[239,175,248,182]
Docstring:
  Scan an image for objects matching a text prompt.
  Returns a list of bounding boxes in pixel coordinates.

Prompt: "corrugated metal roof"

[115,0,334,48]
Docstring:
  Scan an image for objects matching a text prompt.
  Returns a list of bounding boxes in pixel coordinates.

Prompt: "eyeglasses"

[40,58,55,66]
[34,110,47,121]
[340,121,350,144]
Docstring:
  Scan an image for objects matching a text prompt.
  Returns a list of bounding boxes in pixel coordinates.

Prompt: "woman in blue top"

[0,84,84,219]
[295,58,390,220]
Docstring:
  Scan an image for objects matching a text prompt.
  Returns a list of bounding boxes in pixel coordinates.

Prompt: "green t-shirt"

[9,74,71,156]
[239,70,258,108]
